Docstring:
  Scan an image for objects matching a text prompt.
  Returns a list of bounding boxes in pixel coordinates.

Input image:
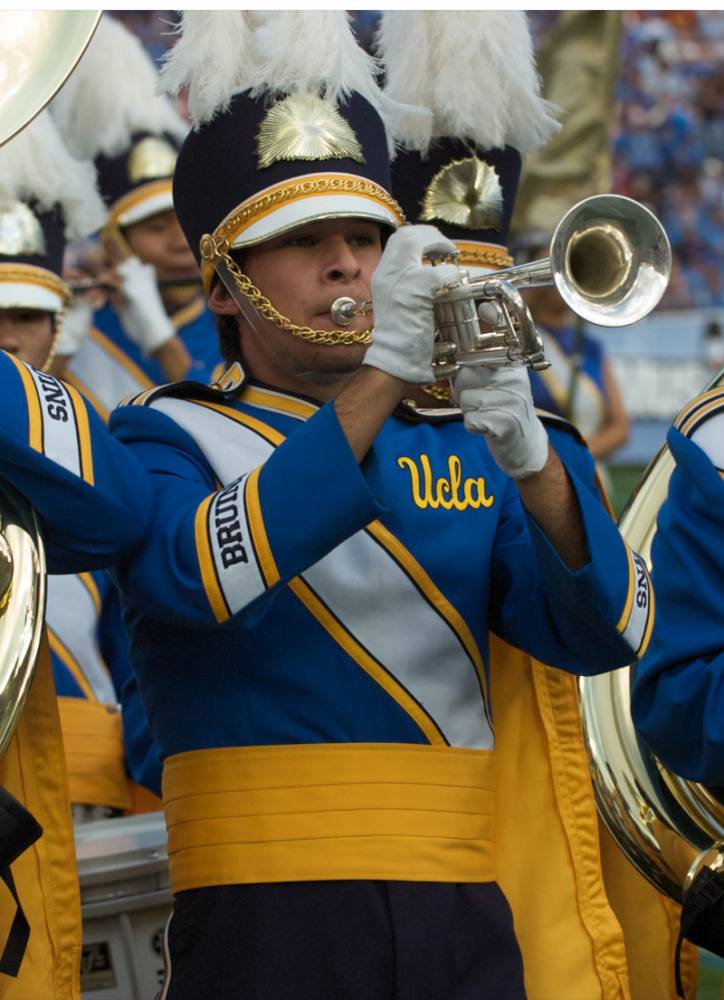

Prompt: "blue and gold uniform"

[111,374,652,894]
[67,296,220,420]
[0,347,150,573]
[633,387,724,785]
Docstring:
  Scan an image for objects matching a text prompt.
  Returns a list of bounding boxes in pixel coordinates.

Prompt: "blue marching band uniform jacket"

[67,296,222,421]
[633,385,724,786]
[109,371,653,894]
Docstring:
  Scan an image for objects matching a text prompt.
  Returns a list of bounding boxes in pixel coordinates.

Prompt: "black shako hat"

[173,89,403,293]
[160,12,406,294]
[378,12,558,275]
[391,143,522,274]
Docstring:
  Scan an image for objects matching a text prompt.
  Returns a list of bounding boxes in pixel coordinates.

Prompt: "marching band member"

[0,111,152,999]
[379,13,691,998]
[633,388,724,786]
[52,14,222,418]
[109,12,654,997]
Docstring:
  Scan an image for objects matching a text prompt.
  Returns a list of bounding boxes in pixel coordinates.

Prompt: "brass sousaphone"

[0,11,100,757]
[580,368,724,904]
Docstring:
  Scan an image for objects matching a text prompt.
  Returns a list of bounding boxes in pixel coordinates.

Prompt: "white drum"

[75,811,172,1000]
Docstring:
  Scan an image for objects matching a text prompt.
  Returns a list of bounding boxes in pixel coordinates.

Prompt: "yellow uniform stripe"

[65,383,95,486]
[47,628,96,701]
[367,520,491,722]
[77,572,102,615]
[637,573,656,658]
[679,393,724,437]
[193,494,229,624]
[674,387,724,432]
[242,386,318,421]
[245,466,280,588]
[288,576,446,746]
[89,327,154,390]
[615,545,635,634]
[194,399,285,447]
[6,353,42,451]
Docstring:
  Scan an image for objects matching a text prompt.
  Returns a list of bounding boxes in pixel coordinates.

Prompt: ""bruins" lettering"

[397,454,494,511]
[37,372,69,422]
[633,553,649,610]
[214,482,248,568]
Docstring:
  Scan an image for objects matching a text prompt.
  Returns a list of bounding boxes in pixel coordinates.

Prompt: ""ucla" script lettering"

[397,454,494,511]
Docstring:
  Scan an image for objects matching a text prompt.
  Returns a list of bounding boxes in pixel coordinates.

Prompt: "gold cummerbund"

[58,696,131,811]
[162,743,497,893]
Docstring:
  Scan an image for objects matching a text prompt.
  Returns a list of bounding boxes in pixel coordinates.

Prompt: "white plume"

[0,113,106,239]
[160,12,255,128]
[378,12,559,154]
[52,14,188,160]
[159,10,428,154]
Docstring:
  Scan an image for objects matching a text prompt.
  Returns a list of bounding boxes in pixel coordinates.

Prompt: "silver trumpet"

[331,194,672,379]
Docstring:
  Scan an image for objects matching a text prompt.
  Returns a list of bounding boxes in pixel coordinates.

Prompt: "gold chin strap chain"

[422,382,453,403]
[214,241,374,347]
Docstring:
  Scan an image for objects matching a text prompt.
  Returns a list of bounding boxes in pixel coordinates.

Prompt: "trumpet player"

[106,13,656,999]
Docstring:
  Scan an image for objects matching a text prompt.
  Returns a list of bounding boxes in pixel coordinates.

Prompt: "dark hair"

[215,312,243,364]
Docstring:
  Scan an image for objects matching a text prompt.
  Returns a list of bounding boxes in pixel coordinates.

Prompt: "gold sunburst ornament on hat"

[0,201,47,256]
[256,94,365,170]
[128,136,179,185]
[421,156,503,231]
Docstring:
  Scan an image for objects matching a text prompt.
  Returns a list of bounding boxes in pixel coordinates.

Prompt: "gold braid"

[213,240,374,347]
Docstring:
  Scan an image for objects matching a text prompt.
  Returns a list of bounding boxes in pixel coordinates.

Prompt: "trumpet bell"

[551,193,672,328]
[0,11,100,148]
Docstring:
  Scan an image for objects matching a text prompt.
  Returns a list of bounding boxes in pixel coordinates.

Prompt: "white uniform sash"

[539,331,605,440]
[153,395,494,750]
[68,329,152,416]
[46,573,117,703]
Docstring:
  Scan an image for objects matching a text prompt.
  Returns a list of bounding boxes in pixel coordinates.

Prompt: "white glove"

[117,256,175,355]
[53,297,93,358]
[364,225,461,385]
[453,365,549,480]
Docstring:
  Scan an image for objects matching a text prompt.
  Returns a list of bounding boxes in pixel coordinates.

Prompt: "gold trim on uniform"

[257,94,365,170]
[0,263,71,305]
[162,743,496,891]
[421,157,504,231]
[57,697,130,811]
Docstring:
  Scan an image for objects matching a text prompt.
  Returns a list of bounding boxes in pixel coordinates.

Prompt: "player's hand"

[117,256,175,355]
[364,225,460,385]
[453,364,549,479]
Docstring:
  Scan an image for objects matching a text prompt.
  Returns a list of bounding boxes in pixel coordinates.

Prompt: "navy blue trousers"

[162,881,526,1000]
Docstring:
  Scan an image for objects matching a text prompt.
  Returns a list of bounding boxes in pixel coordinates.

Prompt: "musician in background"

[633,388,724,786]
[517,234,630,463]
[51,14,222,420]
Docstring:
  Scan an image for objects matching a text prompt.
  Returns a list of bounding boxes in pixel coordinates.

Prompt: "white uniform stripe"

[26,367,81,476]
[69,336,148,411]
[305,535,492,749]
[155,398,272,482]
[207,474,266,617]
[45,574,117,703]
[621,552,652,654]
[690,412,724,471]
[157,397,493,749]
